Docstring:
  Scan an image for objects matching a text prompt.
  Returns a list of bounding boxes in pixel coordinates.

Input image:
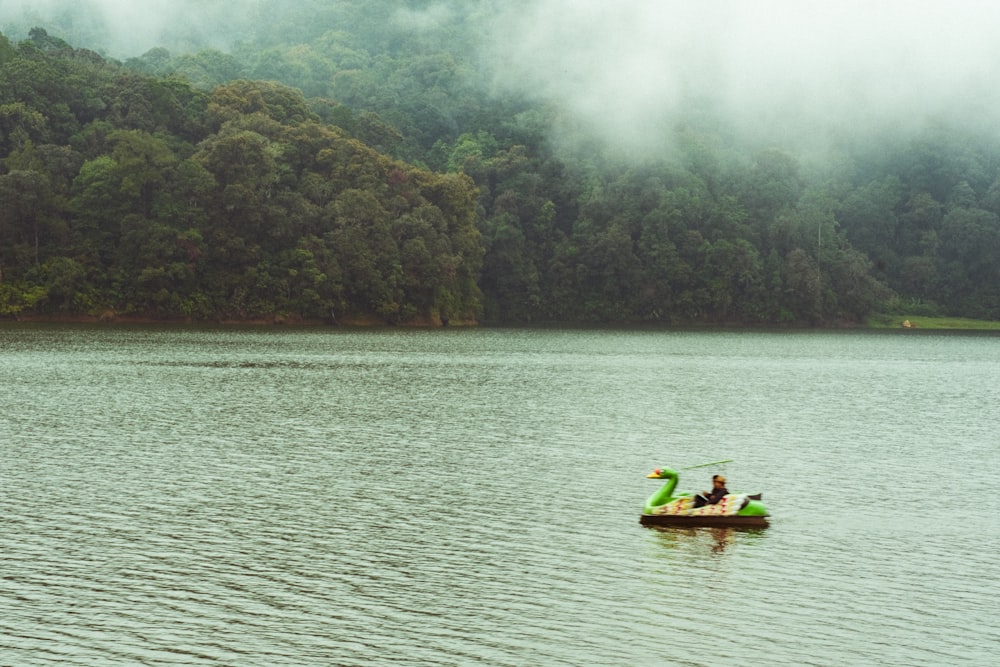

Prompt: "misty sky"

[0,0,249,55]
[4,0,1000,155]
[489,0,1000,153]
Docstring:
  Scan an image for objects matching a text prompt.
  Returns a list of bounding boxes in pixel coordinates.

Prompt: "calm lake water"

[1,324,998,666]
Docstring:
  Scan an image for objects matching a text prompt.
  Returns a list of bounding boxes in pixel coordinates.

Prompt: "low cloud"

[5,0,1000,159]
[0,0,253,56]
[486,0,1000,155]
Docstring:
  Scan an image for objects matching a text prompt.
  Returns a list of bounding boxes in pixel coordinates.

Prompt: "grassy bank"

[867,315,1000,330]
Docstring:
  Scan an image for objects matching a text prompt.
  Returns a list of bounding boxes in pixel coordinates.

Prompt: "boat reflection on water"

[645,525,769,556]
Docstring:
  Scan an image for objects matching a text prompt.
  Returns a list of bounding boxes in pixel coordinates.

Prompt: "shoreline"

[1,313,471,327]
[4,313,999,331]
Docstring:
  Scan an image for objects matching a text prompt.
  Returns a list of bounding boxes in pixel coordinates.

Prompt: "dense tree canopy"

[0,29,481,323]
[2,9,1000,324]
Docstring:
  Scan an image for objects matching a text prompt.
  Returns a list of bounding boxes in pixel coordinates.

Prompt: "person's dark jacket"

[705,486,729,505]
[694,485,729,508]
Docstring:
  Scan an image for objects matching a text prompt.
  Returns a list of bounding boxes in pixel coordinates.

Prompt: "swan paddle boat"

[640,464,770,528]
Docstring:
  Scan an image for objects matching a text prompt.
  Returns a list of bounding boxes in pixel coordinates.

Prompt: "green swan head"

[644,467,680,513]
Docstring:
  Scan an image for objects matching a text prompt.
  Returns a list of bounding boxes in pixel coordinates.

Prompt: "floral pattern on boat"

[652,494,750,516]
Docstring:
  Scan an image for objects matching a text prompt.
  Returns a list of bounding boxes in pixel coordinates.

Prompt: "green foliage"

[0,31,482,323]
[4,15,1000,325]
[0,33,16,65]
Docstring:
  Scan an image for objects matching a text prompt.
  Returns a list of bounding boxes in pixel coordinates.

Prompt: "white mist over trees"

[0,0,256,56]
[3,1,1000,324]
[487,0,1000,156]
[6,1,1000,155]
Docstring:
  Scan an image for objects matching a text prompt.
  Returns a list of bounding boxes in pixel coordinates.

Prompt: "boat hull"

[639,513,769,528]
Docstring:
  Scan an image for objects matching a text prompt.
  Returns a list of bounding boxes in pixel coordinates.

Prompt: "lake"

[1,324,998,666]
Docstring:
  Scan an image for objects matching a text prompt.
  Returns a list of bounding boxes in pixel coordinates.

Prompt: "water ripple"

[2,326,999,665]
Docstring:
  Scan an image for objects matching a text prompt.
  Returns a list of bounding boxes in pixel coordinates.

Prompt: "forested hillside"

[0,29,481,323]
[2,1,1000,324]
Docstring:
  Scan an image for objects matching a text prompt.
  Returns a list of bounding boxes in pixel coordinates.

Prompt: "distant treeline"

[3,9,1000,324]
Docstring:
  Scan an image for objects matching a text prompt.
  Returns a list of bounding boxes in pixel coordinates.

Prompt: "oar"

[679,459,733,471]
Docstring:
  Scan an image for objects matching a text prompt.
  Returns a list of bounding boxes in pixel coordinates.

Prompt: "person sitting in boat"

[693,475,729,507]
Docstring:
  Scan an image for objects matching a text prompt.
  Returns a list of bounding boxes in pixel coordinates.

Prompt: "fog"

[487,0,1000,155]
[0,0,255,56]
[4,0,1000,157]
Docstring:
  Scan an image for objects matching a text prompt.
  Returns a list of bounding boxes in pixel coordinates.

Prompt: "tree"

[783,248,822,323]
[0,33,16,65]
[195,128,278,221]
[0,103,48,152]
[479,213,541,321]
[742,148,804,222]
[108,130,177,218]
[207,80,316,129]
[700,239,763,321]
[0,169,55,277]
